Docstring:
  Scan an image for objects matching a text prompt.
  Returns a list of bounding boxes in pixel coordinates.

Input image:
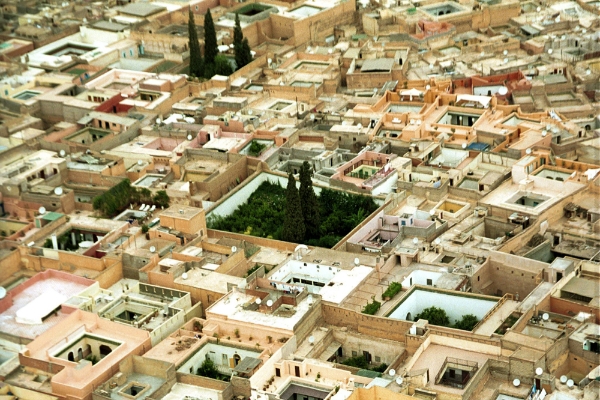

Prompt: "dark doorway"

[294,366,300,377]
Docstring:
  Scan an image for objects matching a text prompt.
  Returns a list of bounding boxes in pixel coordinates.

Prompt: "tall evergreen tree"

[203,9,218,67]
[283,173,305,243]
[187,9,203,78]
[233,13,243,48]
[239,38,253,68]
[299,161,320,239]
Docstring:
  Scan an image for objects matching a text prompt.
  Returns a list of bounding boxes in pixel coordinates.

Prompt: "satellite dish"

[182,272,188,280]
[267,58,272,65]
[0,287,6,299]
[462,143,467,149]
[137,160,143,166]
[536,367,543,376]
[434,238,441,245]
[150,246,156,253]
[498,87,508,96]
[395,377,403,385]
[542,313,549,321]
[567,379,574,388]
[231,246,237,253]
[560,375,568,384]
[548,49,553,54]
[266,300,273,307]
[156,118,161,124]
[308,336,315,344]
[413,237,419,245]
[187,134,193,141]
[542,130,547,137]
[38,206,46,215]
[54,187,63,196]
[513,379,520,387]
[526,148,532,155]
[256,298,261,305]
[354,258,360,266]
[59,149,66,157]
[389,369,396,377]
[503,50,508,56]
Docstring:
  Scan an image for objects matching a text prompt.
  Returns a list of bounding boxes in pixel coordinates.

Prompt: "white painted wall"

[178,342,261,375]
[388,289,497,324]
[401,270,443,288]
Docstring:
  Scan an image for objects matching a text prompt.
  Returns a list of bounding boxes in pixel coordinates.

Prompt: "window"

[352,351,357,357]
[375,356,381,362]
[130,49,133,56]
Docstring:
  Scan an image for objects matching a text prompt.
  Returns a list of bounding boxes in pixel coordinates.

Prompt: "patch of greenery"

[92,180,170,218]
[362,299,381,315]
[208,179,378,248]
[197,359,230,381]
[382,282,402,299]
[414,306,450,327]
[341,355,387,373]
[248,140,266,157]
[414,307,479,331]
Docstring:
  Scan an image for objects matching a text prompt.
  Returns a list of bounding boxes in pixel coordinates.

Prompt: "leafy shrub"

[362,299,381,315]
[382,282,402,299]
[454,314,479,331]
[414,306,450,327]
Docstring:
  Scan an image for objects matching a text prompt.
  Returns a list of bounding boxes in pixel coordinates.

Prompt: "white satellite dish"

[266,300,273,307]
[187,134,193,141]
[54,187,63,196]
[150,246,156,253]
[354,258,360,266]
[536,367,543,376]
[498,87,508,96]
[462,143,467,149]
[526,148,532,155]
[267,58,272,65]
[38,206,46,215]
[182,272,188,280]
[513,379,520,387]
[256,298,261,305]
[542,130,547,137]
[395,377,403,385]
[156,118,161,124]
[413,237,419,245]
[389,369,396,377]
[503,50,508,56]
[542,313,549,321]
[560,375,568,384]
[137,160,143,166]
[59,149,66,157]
[0,287,6,299]
[567,379,574,388]
[426,84,431,90]
[231,246,237,253]
[308,335,315,344]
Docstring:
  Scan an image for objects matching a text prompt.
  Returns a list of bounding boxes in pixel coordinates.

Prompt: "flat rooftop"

[207,290,314,331]
[0,272,93,340]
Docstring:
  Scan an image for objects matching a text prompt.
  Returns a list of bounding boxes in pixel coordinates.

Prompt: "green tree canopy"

[188,9,203,78]
[283,173,305,243]
[299,161,320,239]
[197,358,219,379]
[213,54,234,76]
[414,306,450,327]
[203,9,217,66]
[454,314,479,331]
[153,190,170,208]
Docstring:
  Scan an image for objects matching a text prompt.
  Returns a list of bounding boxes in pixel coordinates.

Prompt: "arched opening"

[233,354,241,366]
[68,351,74,362]
[99,345,112,358]
[406,312,412,321]
[77,348,83,361]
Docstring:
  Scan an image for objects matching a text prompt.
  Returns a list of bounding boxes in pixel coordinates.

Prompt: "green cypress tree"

[299,161,320,239]
[233,13,245,70]
[187,9,203,78]
[203,9,218,67]
[239,38,253,68]
[283,173,305,243]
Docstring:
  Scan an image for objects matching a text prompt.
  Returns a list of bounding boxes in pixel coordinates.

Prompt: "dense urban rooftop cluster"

[0,0,599,399]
